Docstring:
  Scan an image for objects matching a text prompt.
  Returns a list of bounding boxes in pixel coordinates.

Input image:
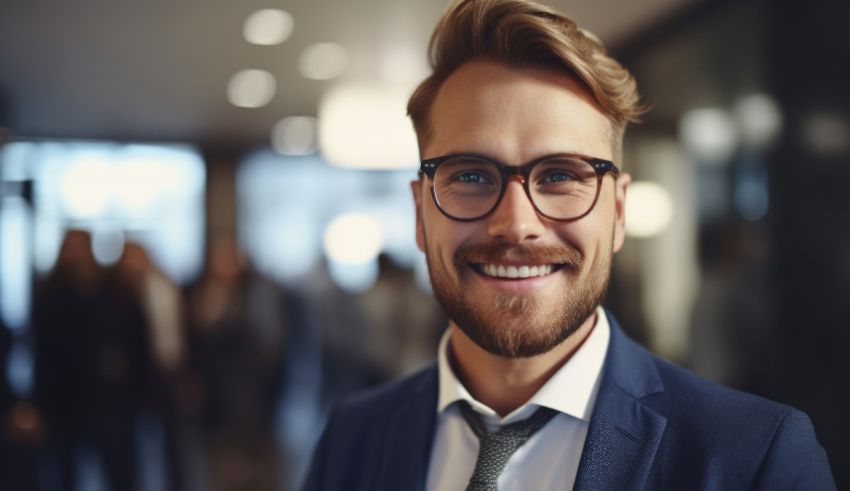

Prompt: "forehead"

[426,60,613,162]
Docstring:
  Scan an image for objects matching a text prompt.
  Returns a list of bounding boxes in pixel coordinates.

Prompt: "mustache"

[455,241,582,268]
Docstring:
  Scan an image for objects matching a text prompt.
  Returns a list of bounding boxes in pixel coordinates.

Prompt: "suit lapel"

[573,313,667,491]
[373,366,439,491]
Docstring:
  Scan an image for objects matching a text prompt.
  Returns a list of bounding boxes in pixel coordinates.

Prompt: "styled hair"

[407,0,646,158]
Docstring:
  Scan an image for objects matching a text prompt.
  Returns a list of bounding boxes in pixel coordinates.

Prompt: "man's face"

[411,60,630,359]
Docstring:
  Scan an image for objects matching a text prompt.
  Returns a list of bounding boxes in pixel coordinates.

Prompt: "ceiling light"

[318,83,419,169]
[298,43,349,80]
[227,69,276,108]
[243,9,294,46]
[271,116,318,155]
[625,181,674,238]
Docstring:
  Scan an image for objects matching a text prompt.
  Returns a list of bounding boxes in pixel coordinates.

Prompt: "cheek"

[422,207,483,272]
[555,209,616,262]
[422,208,460,259]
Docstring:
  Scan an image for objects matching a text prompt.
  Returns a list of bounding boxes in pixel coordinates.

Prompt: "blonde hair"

[407,0,646,158]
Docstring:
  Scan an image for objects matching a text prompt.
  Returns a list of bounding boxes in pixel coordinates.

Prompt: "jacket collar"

[573,310,667,490]
[371,309,668,491]
[374,366,439,491]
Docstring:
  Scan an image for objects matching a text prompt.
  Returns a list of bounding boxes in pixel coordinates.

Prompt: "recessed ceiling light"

[243,9,294,46]
[298,43,349,80]
[227,69,276,108]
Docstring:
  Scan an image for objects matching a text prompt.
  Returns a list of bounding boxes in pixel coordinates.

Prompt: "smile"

[472,263,564,279]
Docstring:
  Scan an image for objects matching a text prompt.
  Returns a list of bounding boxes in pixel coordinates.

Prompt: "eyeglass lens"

[432,156,600,220]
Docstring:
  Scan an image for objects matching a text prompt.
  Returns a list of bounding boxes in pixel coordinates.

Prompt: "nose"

[486,176,546,243]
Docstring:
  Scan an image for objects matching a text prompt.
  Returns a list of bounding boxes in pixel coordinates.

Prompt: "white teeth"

[479,264,554,279]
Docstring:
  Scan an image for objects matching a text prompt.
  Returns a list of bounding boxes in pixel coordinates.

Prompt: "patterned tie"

[458,401,559,491]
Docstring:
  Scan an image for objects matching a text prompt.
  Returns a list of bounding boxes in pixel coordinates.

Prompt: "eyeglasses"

[419,152,620,222]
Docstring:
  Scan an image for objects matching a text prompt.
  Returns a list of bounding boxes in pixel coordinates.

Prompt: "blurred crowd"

[0,230,444,491]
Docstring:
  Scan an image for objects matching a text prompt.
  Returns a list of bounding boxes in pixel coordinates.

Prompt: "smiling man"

[302,1,835,490]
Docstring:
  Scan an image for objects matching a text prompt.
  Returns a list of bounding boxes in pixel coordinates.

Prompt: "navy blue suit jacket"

[303,312,835,490]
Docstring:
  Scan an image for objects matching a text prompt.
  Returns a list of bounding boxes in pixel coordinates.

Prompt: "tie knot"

[458,401,558,440]
[457,401,559,491]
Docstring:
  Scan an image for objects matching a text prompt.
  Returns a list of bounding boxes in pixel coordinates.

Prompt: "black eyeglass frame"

[418,152,621,222]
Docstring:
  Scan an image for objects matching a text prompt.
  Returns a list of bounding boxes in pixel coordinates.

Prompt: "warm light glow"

[11,401,38,430]
[227,69,276,108]
[243,9,294,46]
[323,213,383,264]
[318,83,419,169]
[271,116,318,155]
[625,181,674,238]
[298,43,349,80]
[679,108,738,164]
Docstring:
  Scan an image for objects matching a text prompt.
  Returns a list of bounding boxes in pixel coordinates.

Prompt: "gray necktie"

[458,401,559,491]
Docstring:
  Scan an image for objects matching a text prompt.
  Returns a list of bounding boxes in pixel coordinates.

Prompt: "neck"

[448,310,597,417]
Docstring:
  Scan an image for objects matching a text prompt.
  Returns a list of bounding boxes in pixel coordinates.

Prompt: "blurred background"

[0,0,848,489]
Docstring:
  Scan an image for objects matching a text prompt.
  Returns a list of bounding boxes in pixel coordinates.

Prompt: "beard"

[425,239,611,359]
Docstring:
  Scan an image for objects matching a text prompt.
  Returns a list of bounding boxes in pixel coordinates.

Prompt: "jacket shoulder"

[333,364,438,425]
[643,353,834,488]
[301,365,438,491]
[651,354,792,427]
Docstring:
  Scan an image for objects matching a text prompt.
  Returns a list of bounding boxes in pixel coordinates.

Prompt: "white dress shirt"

[425,306,610,491]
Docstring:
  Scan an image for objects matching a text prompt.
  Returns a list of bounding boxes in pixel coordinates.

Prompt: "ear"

[612,172,631,253]
[411,179,426,252]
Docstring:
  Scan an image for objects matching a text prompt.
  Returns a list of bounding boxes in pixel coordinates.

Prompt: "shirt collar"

[436,305,610,424]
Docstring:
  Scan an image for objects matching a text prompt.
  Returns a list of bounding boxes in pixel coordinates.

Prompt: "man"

[303,0,836,489]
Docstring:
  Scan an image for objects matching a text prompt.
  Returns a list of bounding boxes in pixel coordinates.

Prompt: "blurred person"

[305,258,371,403]
[33,230,152,491]
[183,234,291,491]
[114,241,185,491]
[32,229,103,491]
[117,242,183,377]
[302,1,835,490]
[358,254,444,380]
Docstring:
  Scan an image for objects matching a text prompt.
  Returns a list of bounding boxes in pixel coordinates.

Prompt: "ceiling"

[0,0,693,150]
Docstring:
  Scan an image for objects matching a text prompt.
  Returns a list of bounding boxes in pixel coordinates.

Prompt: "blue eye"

[435,157,500,191]
[540,171,575,183]
[457,172,488,183]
